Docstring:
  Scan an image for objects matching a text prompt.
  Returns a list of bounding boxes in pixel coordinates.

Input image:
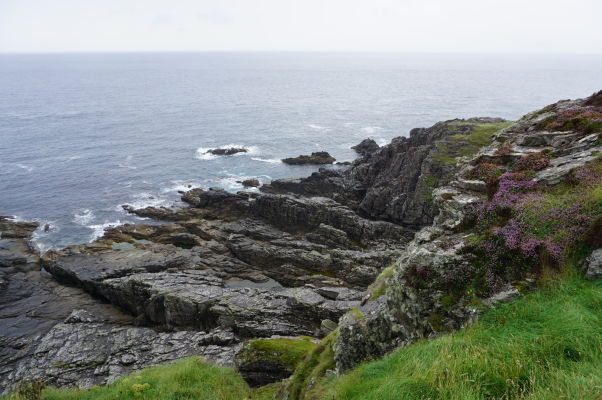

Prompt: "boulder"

[351,138,379,155]
[241,178,260,188]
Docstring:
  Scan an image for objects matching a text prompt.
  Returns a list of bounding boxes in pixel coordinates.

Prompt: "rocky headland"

[1,91,601,396]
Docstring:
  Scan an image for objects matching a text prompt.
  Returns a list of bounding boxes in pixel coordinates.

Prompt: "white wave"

[161,180,203,194]
[61,155,83,162]
[73,209,95,225]
[15,163,34,172]
[361,126,383,134]
[87,220,123,242]
[58,110,82,118]
[33,241,52,254]
[215,173,263,191]
[251,157,281,164]
[122,192,170,210]
[343,122,358,127]
[195,144,260,161]
[118,155,137,169]
[375,137,388,146]
[307,124,331,132]
[30,219,59,254]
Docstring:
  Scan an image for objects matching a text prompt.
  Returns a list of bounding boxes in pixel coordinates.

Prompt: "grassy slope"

[434,121,513,165]
[3,357,251,400]
[305,270,602,400]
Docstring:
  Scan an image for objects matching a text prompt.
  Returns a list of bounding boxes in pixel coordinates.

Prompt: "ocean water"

[1,52,601,251]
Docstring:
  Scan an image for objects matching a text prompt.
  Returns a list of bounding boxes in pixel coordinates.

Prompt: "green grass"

[305,269,602,400]
[285,331,339,400]
[434,121,513,165]
[367,265,396,300]
[4,357,250,400]
[240,337,317,371]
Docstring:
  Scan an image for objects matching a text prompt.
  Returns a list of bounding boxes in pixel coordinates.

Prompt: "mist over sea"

[1,52,601,251]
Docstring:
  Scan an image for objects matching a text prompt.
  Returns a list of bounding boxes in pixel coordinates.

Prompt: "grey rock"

[320,319,338,334]
[241,178,261,188]
[585,249,602,280]
[351,138,379,155]
[206,147,248,156]
[282,152,336,165]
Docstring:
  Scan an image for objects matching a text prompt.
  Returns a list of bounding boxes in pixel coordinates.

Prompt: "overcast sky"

[1,0,601,53]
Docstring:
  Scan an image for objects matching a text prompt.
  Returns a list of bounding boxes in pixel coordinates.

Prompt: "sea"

[1,52,601,252]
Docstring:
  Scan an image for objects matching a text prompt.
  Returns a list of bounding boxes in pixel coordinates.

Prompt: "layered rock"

[0,218,238,393]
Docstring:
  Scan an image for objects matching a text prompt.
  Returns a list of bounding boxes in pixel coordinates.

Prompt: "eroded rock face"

[333,93,602,372]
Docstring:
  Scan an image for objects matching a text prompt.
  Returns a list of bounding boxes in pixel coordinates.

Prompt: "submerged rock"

[206,147,248,156]
[282,152,336,165]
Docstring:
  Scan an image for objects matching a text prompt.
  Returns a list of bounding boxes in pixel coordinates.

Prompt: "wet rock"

[241,178,260,188]
[282,152,336,165]
[206,147,248,156]
[5,320,236,391]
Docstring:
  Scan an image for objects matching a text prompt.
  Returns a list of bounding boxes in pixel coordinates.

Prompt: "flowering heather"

[541,105,602,134]
[441,263,474,289]
[488,172,536,209]
[464,163,503,184]
[494,142,512,156]
[511,152,550,172]
[477,161,602,268]
[465,157,602,295]
[405,264,438,289]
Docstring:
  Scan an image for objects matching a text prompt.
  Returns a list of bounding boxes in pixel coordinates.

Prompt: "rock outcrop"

[351,138,379,156]
[282,152,336,165]
[0,218,237,393]
[5,92,599,394]
[265,118,510,228]
[333,93,602,372]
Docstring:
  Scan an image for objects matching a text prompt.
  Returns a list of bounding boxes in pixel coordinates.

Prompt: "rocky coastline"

[1,92,601,395]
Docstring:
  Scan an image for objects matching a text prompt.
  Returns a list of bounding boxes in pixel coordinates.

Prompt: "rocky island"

[1,91,601,399]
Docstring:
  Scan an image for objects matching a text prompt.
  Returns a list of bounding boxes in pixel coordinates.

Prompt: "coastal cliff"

[1,91,601,399]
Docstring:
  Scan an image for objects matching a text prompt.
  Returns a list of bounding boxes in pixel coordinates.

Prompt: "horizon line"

[1,50,602,56]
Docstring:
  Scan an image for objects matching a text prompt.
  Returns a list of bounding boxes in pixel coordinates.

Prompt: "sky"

[0,0,601,54]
